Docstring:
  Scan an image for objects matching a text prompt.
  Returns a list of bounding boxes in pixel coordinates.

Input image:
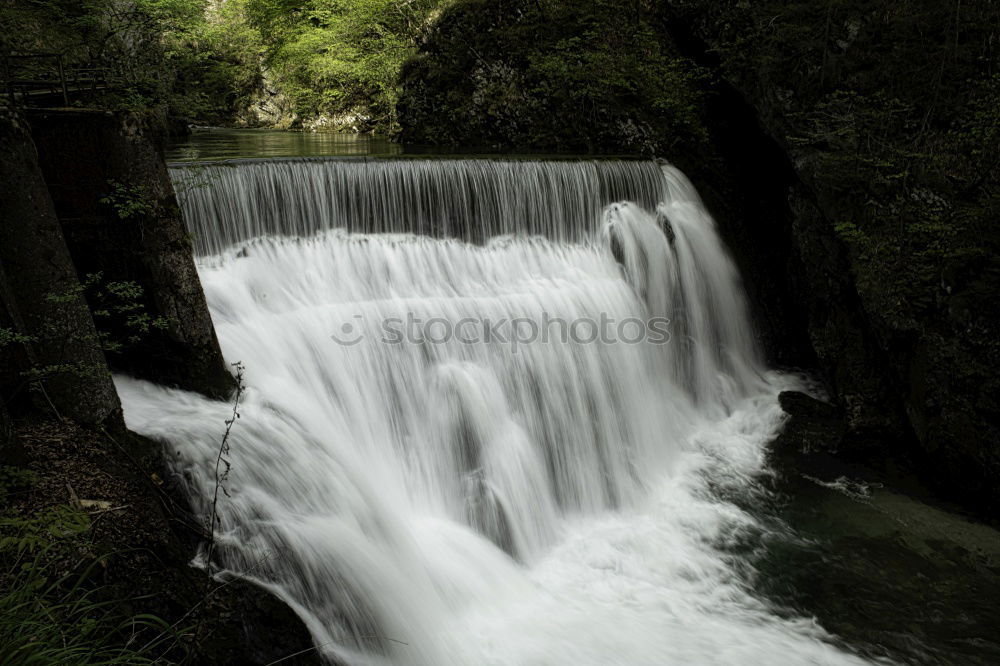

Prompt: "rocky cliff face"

[661,0,1000,512]
[399,0,1000,513]
[0,108,124,428]
[1,107,317,663]
[27,109,235,400]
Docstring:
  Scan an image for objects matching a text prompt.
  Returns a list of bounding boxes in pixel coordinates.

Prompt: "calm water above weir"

[166,127,642,163]
[167,127,404,161]
[150,130,1000,666]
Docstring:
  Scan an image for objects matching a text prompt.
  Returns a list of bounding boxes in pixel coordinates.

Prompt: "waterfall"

[119,158,871,665]
[168,158,665,254]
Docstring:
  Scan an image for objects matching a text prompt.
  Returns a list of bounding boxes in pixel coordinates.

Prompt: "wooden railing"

[2,53,110,106]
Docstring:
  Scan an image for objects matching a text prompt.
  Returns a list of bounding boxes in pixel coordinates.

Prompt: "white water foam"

[118,161,874,665]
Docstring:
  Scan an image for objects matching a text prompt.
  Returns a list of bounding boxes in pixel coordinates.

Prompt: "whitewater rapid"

[118,159,874,665]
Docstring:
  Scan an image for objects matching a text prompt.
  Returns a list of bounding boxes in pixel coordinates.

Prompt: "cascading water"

[169,158,665,254]
[119,158,874,665]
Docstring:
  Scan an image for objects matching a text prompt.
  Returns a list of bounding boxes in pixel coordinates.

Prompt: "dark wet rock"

[9,417,319,665]
[779,391,840,422]
[773,391,845,457]
[0,108,124,428]
[659,0,1000,513]
[26,108,235,400]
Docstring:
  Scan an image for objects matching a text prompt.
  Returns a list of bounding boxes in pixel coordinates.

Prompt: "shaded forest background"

[1,0,449,131]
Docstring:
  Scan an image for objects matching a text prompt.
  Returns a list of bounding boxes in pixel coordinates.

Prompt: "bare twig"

[204,361,245,588]
[65,482,82,510]
[264,640,342,666]
[147,549,290,659]
[263,635,410,666]
[36,381,63,421]
[86,504,130,515]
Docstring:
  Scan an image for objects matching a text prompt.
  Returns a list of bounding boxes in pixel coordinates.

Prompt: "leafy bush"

[159,0,266,123]
[0,554,163,666]
[0,468,172,665]
[240,0,448,130]
[398,0,708,153]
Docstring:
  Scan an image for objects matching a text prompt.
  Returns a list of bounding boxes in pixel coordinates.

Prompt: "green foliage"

[36,272,169,355]
[240,0,448,130]
[46,272,171,353]
[0,466,37,504]
[20,362,110,390]
[99,181,155,221]
[89,279,171,351]
[0,505,91,557]
[2,0,186,108]
[0,555,161,665]
[43,272,101,306]
[1,274,112,396]
[668,0,1000,331]
[159,0,267,122]
[0,477,170,665]
[2,270,170,407]
[398,0,708,153]
[4,0,448,128]
[1,0,258,120]
[0,468,89,559]
[0,328,34,349]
